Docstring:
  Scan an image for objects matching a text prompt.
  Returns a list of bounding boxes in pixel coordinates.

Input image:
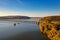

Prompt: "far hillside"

[0,16,30,19]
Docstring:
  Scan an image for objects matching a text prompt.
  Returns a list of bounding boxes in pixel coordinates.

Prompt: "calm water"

[0,19,48,40]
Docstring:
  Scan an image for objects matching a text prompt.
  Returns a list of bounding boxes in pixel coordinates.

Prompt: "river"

[0,18,48,40]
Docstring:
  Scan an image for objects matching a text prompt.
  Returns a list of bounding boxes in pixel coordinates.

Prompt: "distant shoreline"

[0,16,31,19]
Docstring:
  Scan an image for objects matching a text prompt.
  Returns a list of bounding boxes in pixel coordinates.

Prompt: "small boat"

[14,23,16,26]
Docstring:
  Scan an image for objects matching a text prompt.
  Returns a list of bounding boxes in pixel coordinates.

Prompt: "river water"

[0,18,48,40]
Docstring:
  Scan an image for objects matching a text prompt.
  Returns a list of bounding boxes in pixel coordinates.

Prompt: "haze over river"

[0,18,48,40]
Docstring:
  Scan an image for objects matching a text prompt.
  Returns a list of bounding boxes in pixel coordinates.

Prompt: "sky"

[0,0,60,17]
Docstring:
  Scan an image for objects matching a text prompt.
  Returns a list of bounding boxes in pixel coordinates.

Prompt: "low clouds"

[0,10,60,17]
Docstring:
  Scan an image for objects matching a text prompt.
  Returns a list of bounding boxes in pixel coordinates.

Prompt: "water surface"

[0,20,48,40]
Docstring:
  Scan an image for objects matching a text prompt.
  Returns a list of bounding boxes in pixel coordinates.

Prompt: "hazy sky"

[0,0,60,17]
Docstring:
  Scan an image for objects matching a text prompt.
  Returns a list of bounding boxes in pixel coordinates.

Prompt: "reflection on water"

[0,21,48,40]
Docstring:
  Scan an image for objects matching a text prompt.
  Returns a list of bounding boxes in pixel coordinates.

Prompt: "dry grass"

[39,16,60,40]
